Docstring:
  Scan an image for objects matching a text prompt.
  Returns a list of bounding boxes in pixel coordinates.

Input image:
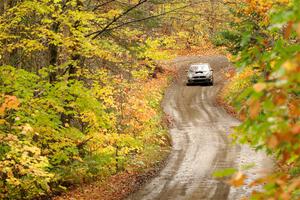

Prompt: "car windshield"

[190,64,209,72]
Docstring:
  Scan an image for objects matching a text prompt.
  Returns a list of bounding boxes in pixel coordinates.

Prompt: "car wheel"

[187,79,193,86]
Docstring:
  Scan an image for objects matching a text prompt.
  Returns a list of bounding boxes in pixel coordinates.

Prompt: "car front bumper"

[188,77,212,83]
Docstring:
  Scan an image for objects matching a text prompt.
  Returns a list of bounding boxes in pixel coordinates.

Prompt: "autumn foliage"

[217,0,300,198]
[0,0,176,199]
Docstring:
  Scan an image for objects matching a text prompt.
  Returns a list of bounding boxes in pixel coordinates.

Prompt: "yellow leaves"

[228,172,247,187]
[72,156,83,162]
[0,135,54,193]
[6,176,21,186]
[80,111,100,128]
[283,60,298,72]
[121,73,168,128]
[222,67,257,104]
[270,61,277,69]
[93,85,115,108]
[21,124,34,135]
[7,39,46,53]
[3,134,18,142]
[141,38,171,60]
[23,145,41,156]
[0,119,7,125]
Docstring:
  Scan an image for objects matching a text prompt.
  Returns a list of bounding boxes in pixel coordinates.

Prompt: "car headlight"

[205,72,211,77]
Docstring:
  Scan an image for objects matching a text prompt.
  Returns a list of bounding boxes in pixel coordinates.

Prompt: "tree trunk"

[49,22,60,83]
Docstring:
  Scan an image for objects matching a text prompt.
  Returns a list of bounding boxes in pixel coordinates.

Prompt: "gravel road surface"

[127,56,273,200]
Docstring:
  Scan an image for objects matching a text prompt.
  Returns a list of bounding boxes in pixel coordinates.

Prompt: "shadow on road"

[186,83,213,87]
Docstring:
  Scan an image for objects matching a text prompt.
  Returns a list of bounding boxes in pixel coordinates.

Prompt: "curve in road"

[127,56,273,200]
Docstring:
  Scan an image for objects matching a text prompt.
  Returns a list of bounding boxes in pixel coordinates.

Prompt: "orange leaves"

[286,177,300,194]
[224,68,236,79]
[0,95,20,116]
[244,0,288,16]
[249,177,268,187]
[268,129,296,146]
[0,95,20,125]
[253,83,266,92]
[289,99,300,118]
[221,0,300,198]
[273,92,287,106]
[296,23,300,38]
[248,175,300,200]
[249,100,261,119]
[284,21,294,39]
[291,124,300,135]
[243,0,271,20]
[228,172,247,187]
[267,131,296,149]
[119,66,170,136]
[267,134,279,149]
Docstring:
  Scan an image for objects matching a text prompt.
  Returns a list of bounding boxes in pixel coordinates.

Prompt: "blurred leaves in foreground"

[217,0,300,199]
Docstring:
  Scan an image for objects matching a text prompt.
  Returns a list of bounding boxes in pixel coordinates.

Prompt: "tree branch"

[102,2,204,33]
[85,0,149,39]
[92,0,117,12]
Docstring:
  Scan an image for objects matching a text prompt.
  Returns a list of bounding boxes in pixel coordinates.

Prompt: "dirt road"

[127,56,273,200]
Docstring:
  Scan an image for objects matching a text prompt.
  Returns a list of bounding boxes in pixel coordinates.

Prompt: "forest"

[0,0,299,199]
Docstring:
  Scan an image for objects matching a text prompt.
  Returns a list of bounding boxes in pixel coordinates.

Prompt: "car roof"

[190,63,210,67]
[189,63,211,70]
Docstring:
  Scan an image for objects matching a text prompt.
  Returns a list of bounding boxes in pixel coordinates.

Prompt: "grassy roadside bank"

[216,65,253,121]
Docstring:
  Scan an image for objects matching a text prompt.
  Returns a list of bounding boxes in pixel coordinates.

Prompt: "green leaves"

[219,0,300,199]
[213,168,237,178]
[0,0,178,198]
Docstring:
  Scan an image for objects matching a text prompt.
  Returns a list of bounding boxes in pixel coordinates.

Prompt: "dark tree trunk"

[68,54,81,80]
[49,22,60,83]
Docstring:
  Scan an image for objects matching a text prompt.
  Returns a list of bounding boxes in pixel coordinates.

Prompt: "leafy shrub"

[221,67,258,105]
[0,64,171,199]
[218,0,300,198]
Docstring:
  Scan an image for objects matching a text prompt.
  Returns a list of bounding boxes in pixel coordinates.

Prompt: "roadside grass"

[221,67,257,106]
[218,67,259,120]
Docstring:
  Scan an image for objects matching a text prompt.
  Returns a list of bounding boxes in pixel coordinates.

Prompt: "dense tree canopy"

[0,0,227,198]
[1,0,299,199]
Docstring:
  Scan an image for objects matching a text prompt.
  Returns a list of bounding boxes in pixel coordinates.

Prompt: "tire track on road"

[127,56,272,200]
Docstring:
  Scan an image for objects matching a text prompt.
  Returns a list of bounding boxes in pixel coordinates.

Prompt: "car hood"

[189,71,210,75]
